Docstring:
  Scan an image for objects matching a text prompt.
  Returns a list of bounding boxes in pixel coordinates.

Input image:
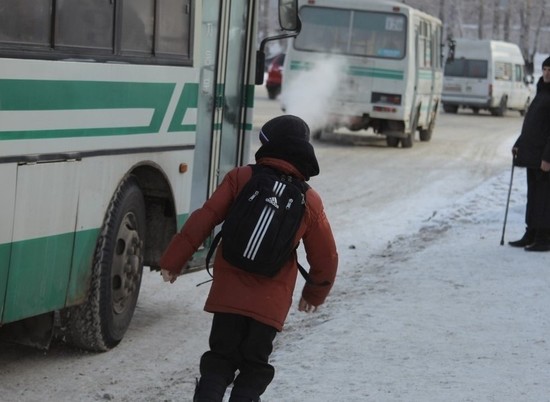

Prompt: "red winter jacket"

[159,157,338,331]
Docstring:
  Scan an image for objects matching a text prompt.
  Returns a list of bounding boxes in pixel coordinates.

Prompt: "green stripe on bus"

[0,228,99,323]
[168,83,199,132]
[0,79,176,140]
[2,232,76,323]
[418,70,435,79]
[347,66,404,80]
[289,61,404,80]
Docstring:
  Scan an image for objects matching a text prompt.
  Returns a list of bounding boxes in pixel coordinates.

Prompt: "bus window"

[0,0,51,47]
[55,0,114,51]
[294,7,350,53]
[353,12,405,58]
[157,0,191,57]
[418,20,432,67]
[120,0,154,54]
[295,6,405,59]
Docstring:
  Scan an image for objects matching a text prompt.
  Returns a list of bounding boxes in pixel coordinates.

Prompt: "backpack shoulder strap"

[205,231,222,278]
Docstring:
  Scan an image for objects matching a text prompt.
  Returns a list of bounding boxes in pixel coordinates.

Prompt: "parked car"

[266,53,285,100]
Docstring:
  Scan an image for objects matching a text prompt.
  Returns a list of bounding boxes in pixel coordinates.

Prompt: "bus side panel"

[65,228,99,306]
[0,164,17,322]
[2,162,79,323]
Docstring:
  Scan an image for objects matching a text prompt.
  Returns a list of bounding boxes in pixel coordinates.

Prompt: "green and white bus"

[283,0,443,148]
[0,0,299,351]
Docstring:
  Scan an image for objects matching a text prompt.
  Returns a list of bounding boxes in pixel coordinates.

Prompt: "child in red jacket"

[160,115,338,402]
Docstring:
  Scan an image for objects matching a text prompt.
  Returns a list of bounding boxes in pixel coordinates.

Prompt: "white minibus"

[442,39,532,116]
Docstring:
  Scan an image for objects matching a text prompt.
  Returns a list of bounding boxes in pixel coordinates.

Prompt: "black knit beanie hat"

[259,114,310,144]
[543,56,550,68]
[255,115,320,180]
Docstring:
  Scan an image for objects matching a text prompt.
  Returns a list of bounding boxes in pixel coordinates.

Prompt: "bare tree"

[450,1,465,38]
[502,0,513,41]
[478,0,484,38]
[492,0,501,38]
[518,0,532,62]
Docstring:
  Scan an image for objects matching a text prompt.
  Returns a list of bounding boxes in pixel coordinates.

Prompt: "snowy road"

[2,89,542,402]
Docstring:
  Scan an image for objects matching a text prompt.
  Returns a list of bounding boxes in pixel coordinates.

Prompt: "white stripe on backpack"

[243,181,286,260]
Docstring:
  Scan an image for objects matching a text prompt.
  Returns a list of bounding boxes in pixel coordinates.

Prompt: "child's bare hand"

[161,269,178,283]
[298,297,317,313]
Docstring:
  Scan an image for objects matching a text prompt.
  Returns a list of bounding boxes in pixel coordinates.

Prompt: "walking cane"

[500,161,515,245]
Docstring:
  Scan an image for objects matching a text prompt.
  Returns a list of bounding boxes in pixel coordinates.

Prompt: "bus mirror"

[256,0,301,85]
[279,0,300,31]
[256,50,266,85]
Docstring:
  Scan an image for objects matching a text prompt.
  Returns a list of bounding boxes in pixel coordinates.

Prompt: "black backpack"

[206,164,314,281]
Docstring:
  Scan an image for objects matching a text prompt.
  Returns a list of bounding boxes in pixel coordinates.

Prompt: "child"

[159,115,338,402]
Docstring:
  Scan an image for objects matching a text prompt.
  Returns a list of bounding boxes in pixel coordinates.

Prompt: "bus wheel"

[386,136,399,147]
[420,108,438,142]
[401,134,413,148]
[62,176,146,351]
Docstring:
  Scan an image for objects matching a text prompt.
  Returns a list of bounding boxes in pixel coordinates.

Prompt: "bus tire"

[402,105,420,148]
[62,176,146,351]
[401,134,413,148]
[420,103,438,142]
[386,136,399,147]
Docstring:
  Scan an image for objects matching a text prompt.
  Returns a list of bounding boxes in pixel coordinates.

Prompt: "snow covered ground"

[2,147,549,402]
[2,90,549,400]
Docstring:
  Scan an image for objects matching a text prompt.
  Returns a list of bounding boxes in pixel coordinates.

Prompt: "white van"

[442,39,532,116]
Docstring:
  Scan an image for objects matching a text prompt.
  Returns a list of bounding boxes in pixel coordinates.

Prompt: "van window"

[444,58,488,79]
[495,62,512,81]
[295,6,406,59]
[514,64,524,82]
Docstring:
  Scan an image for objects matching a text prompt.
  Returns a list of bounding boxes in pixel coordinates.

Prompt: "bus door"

[192,0,253,212]
[410,22,420,132]
[213,0,253,190]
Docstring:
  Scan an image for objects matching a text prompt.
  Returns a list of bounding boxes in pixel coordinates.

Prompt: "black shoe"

[193,375,228,402]
[525,241,550,252]
[508,229,535,247]
[525,229,550,251]
[228,387,261,402]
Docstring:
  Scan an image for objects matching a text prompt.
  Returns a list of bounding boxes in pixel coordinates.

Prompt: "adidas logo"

[265,196,279,209]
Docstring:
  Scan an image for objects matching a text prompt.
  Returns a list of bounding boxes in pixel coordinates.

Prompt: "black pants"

[525,168,550,230]
[200,313,277,396]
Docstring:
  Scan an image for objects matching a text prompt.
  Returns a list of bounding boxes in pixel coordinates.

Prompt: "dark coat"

[514,77,550,168]
[159,158,338,331]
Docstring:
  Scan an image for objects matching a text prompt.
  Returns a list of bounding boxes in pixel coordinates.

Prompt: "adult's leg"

[525,170,550,251]
[510,169,536,246]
